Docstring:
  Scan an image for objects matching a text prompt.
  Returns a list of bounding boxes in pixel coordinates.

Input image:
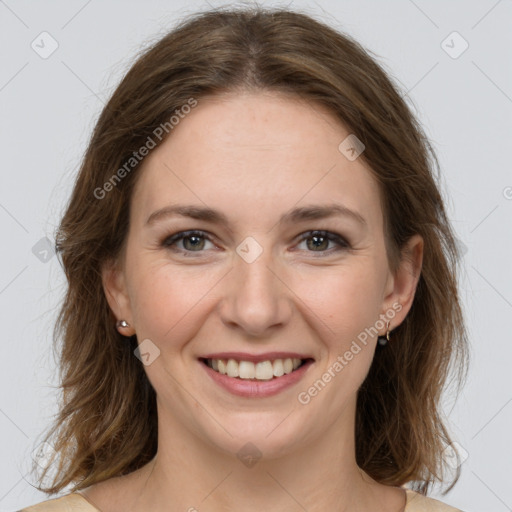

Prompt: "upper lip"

[199,352,314,363]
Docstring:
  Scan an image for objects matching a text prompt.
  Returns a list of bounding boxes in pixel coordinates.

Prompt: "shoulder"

[19,492,99,512]
[406,489,463,511]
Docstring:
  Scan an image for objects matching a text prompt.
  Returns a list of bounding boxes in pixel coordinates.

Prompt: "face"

[103,90,422,460]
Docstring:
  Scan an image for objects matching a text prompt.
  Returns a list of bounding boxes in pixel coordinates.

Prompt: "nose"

[218,244,293,337]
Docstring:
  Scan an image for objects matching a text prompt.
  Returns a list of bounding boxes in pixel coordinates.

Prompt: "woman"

[21,6,468,511]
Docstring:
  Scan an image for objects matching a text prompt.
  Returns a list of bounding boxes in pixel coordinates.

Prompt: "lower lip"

[199,359,314,398]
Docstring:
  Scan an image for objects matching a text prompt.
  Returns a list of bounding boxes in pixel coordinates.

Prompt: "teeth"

[206,357,305,380]
[226,359,239,378]
[273,359,284,377]
[217,359,227,375]
[238,360,255,379]
[255,361,273,380]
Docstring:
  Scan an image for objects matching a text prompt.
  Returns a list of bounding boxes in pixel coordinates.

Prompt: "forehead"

[132,91,383,232]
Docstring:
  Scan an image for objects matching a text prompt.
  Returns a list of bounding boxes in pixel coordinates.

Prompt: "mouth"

[199,356,314,381]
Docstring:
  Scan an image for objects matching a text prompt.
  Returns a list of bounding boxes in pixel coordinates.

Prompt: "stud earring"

[116,320,130,329]
[378,320,391,346]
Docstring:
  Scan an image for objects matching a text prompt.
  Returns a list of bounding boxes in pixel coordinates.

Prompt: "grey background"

[1,1,511,510]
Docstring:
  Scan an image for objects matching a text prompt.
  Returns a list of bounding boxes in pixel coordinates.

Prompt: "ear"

[380,234,424,333]
[101,258,136,336]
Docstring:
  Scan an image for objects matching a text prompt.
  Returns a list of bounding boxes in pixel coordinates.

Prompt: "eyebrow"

[145,203,367,228]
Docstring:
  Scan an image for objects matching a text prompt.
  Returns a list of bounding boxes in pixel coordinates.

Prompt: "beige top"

[19,489,463,511]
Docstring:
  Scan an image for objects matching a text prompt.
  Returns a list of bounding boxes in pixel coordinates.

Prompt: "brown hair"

[34,6,468,496]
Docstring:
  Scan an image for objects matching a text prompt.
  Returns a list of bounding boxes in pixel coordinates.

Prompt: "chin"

[196,412,313,463]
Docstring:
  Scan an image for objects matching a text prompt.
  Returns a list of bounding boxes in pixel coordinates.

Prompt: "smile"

[199,356,315,398]
[203,357,305,380]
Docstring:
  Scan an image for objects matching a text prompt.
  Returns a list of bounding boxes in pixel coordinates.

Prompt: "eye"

[295,230,350,255]
[161,229,350,257]
[161,230,216,255]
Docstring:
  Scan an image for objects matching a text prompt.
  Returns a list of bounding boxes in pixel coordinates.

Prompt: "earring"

[378,320,390,346]
[116,320,130,329]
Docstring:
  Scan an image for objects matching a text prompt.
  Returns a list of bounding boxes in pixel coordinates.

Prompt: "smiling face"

[103,90,422,461]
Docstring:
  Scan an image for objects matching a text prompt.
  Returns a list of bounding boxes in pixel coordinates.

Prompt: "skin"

[84,90,423,512]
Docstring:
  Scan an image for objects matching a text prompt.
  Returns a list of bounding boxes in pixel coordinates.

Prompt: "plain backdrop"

[1,1,511,511]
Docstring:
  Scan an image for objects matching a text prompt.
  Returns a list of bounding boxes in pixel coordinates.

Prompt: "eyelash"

[161,229,350,257]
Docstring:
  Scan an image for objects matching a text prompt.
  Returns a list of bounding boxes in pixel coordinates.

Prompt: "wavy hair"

[33,6,468,495]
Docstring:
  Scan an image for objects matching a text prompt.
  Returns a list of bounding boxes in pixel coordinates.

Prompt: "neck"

[123,398,405,512]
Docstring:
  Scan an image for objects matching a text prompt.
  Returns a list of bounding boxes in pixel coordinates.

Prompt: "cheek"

[293,261,384,342]
[126,256,224,343]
